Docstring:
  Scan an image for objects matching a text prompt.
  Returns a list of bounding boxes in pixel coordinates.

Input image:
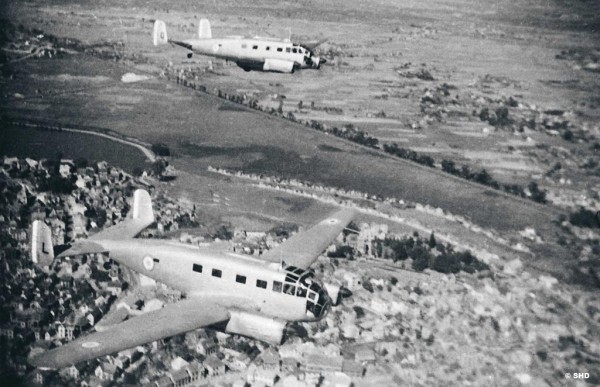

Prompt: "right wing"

[28,296,229,369]
[259,207,356,270]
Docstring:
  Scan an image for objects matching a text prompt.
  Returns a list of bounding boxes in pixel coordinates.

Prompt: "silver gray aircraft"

[153,19,326,73]
[28,190,355,369]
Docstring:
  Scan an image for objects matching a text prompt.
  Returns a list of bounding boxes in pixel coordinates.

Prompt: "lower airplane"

[152,18,327,73]
[28,190,355,369]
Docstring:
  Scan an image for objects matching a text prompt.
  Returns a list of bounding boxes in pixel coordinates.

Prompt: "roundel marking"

[143,255,155,271]
[81,341,100,349]
[322,218,339,225]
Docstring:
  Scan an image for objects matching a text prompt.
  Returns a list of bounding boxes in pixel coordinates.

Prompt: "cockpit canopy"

[284,265,329,319]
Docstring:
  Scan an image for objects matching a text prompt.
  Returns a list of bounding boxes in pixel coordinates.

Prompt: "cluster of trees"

[440,159,547,203]
[383,143,435,168]
[375,232,489,274]
[478,106,513,128]
[37,159,77,195]
[151,143,170,157]
[569,207,599,229]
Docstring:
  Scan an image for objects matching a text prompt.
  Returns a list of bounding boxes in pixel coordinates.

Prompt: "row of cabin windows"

[240,44,302,54]
[192,263,309,297]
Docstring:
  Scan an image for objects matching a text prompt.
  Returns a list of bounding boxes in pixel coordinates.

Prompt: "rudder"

[199,18,212,39]
[132,189,154,224]
[31,220,54,267]
[153,20,168,46]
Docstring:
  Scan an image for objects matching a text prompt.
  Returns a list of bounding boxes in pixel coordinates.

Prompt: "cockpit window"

[283,284,296,295]
[308,292,316,301]
[273,281,282,292]
[285,273,299,283]
[277,47,283,52]
[286,47,291,53]
[236,275,246,284]
[193,264,203,273]
[212,269,222,278]
[252,45,258,49]
[292,48,297,54]
[296,287,307,298]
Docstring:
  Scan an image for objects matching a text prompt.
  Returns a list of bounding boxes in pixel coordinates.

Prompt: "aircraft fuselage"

[176,38,323,72]
[98,239,330,323]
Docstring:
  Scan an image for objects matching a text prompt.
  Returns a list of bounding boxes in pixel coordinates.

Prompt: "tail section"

[88,189,154,242]
[199,18,212,39]
[31,220,54,267]
[153,20,168,46]
[132,189,154,225]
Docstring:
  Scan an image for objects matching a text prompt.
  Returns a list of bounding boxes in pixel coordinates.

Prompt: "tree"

[214,225,233,240]
[528,182,547,203]
[441,159,458,174]
[151,143,171,157]
[428,232,437,248]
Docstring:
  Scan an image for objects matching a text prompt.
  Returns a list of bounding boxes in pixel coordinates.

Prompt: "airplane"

[28,189,355,369]
[152,19,327,73]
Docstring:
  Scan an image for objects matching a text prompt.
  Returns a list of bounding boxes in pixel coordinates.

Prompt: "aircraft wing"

[260,208,356,270]
[28,297,229,369]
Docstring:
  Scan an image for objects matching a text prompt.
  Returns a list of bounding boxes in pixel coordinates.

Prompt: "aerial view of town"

[1,0,599,386]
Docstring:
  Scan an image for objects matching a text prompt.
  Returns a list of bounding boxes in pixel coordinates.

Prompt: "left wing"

[28,296,229,369]
[260,207,356,270]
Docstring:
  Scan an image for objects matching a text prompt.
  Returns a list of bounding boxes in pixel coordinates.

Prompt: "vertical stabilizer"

[199,18,212,39]
[31,220,54,267]
[153,20,168,46]
[132,189,154,224]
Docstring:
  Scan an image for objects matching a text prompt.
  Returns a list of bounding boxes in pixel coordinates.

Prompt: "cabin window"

[277,47,283,52]
[252,45,258,50]
[193,264,203,273]
[256,279,267,289]
[273,281,282,293]
[241,43,247,49]
[236,275,246,284]
[266,46,270,51]
[283,284,295,295]
[299,48,303,54]
[286,47,291,53]
[292,48,297,54]
[212,269,222,278]
[296,287,307,298]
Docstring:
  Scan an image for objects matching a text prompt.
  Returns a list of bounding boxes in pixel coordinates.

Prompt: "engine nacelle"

[263,58,295,73]
[324,283,352,306]
[324,283,341,306]
[225,311,286,344]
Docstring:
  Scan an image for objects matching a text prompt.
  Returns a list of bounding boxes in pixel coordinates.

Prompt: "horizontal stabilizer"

[88,189,154,241]
[56,240,106,258]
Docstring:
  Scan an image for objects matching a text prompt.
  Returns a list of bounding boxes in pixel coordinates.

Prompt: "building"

[302,353,344,374]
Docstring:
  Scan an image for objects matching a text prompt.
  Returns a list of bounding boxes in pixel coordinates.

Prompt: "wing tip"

[28,350,61,370]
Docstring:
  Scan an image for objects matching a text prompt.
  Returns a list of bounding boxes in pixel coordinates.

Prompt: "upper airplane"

[152,19,327,73]
[28,190,355,369]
